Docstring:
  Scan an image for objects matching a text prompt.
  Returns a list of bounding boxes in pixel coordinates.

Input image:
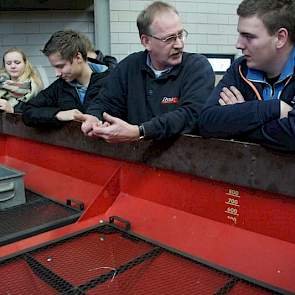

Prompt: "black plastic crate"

[0,189,83,246]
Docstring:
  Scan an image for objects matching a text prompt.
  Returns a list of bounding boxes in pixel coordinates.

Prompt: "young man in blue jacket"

[76,1,214,143]
[200,0,295,151]
[22,30,109,127]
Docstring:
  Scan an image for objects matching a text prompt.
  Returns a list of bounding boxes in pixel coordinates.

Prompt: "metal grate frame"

[0,216,287,295]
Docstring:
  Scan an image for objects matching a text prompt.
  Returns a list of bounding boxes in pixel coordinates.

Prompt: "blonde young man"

[23,30,108,127]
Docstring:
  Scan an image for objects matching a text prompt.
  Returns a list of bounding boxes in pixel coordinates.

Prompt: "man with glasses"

[75,1,214,143]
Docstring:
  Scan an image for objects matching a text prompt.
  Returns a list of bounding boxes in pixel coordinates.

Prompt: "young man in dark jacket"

[22,30,109,127]
[200,0,295,151]
[79,33,118,70]
[75,1,214,143]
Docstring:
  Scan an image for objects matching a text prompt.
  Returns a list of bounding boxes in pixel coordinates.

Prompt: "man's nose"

[55,68,61,77]
[236,36,244,50]
[173,36,183,48]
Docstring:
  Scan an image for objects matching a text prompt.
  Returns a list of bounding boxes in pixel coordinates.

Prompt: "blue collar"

[88,62,108,73]
[246,46,295,82]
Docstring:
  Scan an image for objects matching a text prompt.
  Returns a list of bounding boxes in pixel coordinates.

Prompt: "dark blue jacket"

[22,70,109,127]
[199,56,295,151]
[86,51,215,140]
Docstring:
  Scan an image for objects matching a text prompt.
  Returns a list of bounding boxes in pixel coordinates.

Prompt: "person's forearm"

[200,99,281,138]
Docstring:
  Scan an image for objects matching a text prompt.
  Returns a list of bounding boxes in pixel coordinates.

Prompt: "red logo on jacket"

[161,96,179,104]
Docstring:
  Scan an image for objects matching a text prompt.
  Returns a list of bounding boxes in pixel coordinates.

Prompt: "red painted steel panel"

[4,136,120,185]
[0,134,294,293]
[104,194,295,293]
[120,164,295,243]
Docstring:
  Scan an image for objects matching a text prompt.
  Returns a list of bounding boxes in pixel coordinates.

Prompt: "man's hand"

[73,113,101,135]
[90,112,140,143]
[280,101,292,119]
[55,109,82,121]
[0,99,13,113]
[219,86,245,105]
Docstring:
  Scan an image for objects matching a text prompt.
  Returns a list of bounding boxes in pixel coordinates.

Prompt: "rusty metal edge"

[2,113,295,197]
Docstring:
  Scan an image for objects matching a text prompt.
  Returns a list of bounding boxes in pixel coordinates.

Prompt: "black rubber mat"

[0,190,82,246]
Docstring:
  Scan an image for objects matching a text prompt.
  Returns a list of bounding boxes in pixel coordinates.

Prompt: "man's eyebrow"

[165,29,183,36]
[53,63,65,67]
[157,28,182,37]
[239,31,256,37]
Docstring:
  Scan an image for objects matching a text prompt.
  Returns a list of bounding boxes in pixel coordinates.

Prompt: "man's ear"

[141,34,152,51]
[276,28,289,48]
[75,52,84,63]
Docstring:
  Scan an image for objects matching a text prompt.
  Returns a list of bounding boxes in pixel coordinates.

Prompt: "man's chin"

[169,54,182,65]
[244,57,256,69]
[246,60,257,70]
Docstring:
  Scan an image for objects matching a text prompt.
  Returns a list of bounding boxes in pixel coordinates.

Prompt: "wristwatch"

[138,124,145,140]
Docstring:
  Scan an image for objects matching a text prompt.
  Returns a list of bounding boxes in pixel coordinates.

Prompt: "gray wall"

[0,10,95,83]
[0,0,241,84]
[108,0,240,60]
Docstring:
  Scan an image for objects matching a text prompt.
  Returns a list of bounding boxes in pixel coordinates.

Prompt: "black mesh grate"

[0,190,82,246]
[0,222,283,295]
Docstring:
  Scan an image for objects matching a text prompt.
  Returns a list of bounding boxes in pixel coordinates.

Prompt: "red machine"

[0,114,294,294]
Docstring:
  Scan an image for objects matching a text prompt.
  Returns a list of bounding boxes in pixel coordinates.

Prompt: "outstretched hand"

[55,109,82,121]
[89,112,140,143]
[73,113,101,135]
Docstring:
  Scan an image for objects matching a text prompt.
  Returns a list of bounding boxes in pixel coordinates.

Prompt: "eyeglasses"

[148,29,188,44]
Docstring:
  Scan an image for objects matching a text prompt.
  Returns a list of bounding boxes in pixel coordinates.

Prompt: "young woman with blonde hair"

[0,48,43,113]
